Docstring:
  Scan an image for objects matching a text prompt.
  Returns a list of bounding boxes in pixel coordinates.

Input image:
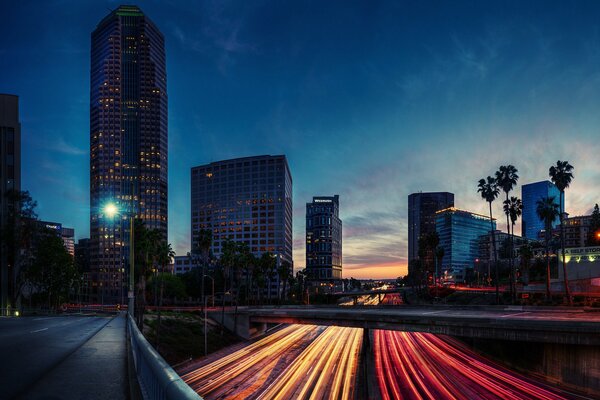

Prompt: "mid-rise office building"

[306,195,342,281]
[0,94,21,315]
[170,255,199,275]
[522,181,562,239]
[89,5,168,303]
[435,207,496,283]
[408,192,454,274]
[191,155,293,297]
[61,227,75,256]
[551,215,592,248]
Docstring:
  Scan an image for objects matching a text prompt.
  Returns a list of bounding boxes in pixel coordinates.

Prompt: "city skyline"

[2,1,600,278]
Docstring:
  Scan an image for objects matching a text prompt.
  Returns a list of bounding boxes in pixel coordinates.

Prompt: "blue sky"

[2,0,600,278]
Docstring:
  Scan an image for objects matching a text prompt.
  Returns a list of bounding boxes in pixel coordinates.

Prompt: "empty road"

[0,315,113,399]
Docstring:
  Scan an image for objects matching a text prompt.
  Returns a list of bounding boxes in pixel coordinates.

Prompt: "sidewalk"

[19,313,129,400]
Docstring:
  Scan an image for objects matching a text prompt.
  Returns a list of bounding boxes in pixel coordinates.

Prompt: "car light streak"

[374,329,573,400]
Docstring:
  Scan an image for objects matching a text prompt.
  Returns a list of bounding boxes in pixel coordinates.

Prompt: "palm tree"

[536,197,560,301]
[193,229,212,312]
[520,243,533,285]
[277,260,292,303]
[219,239,237,335]
[155,241,175,350]
[259,252,276,304]
[427,232,439,286]
[503,196,522,302]
[549,160,574,305]
[478,176,500,303]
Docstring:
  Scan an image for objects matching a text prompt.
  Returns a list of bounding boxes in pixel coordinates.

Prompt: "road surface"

[0,315,115,399]
[180,324,362,399]
[373,330,589,400]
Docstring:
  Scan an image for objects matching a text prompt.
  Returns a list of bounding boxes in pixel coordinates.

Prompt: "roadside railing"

[127,314,202,400]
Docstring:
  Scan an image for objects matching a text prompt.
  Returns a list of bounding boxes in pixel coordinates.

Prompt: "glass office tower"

[306,195,342,281]
[435,207,496,283]
[521,181,562,239]
[191,155,293,298]
[89,6,168,303]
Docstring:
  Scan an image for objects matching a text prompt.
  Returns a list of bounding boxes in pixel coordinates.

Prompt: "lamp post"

[204,274,215,308]
[104,203,135,318]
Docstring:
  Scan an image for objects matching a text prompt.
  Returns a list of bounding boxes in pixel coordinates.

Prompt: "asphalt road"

[0,315,112,399]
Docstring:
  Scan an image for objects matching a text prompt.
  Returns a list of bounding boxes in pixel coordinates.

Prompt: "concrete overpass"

[215,305,600,345]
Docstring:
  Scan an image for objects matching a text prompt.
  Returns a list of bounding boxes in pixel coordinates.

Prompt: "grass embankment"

[143,311,240,365]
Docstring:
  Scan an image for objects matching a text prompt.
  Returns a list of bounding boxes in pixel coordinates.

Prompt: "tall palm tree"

[155,241,175,350]
[193,229,212,312]
[503,196,522,302]
[220,239,237,335]
[520,243,533,285]
[478,176,500,303]
[277,260,292,303]
[536,197,560,301]
[549,160,574,305]
[427,232,439,286]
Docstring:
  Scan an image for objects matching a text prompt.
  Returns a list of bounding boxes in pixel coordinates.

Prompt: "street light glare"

[104,203,118,217]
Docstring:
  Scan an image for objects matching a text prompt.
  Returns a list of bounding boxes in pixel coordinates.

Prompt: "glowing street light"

[104,203,118,218]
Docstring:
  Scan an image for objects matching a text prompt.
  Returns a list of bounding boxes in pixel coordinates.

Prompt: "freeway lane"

[373,330,589,400]
[0,315,112,399]
[180,324,363,399]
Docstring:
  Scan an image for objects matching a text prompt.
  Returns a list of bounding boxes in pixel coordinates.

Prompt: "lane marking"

[30,328,48,333]
[500,312,530,318]
[421,310,445,315]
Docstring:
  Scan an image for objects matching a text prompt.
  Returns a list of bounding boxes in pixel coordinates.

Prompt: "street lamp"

[104,202,135,318]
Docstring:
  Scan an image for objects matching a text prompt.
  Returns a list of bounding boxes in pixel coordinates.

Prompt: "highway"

[373,330,586,400]
[0,315,113,399]
[180,324,362,399]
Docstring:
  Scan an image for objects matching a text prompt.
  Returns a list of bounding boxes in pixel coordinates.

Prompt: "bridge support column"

[353,296,358,306]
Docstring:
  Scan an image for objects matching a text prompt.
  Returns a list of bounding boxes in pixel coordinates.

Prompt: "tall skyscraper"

[191,155,293,298]
[435,207,496,283]
[408,192,454,262]
[0,94,21,315]
[521,181,562,239]
[89,5,168,303]
[306,195,342,281]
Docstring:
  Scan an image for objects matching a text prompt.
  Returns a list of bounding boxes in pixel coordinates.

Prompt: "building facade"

[89,5,168,303]
[435,207,496,283]
[306,195,342,281]
[170,255,199,275]
[0,94,21,315]
[522,181,562,239]
[191,155,293,297]
[408,192,454,262]
[550,215,592,248]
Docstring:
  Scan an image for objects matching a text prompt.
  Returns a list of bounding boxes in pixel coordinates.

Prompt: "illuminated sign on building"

[314,199,332,203]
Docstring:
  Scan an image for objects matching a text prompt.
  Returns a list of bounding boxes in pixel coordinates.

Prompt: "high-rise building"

[191,155,293,298]
[408,192,454,263]
[521,181,562,239]
[435,207,496,283]
[61,227,75,257]
[0,94,21,315]
[306,195,342,281]
[89,5,168,303]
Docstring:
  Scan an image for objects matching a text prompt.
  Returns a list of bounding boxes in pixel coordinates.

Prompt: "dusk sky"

[2,0,600,278]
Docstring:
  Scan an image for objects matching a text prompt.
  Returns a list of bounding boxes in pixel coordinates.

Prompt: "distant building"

[522,181,562,239]
[306,195,342,282]
[558,247,600,294]
[550,215,592,248]
[170,255,199,275]
[89,5,168,304]
[408,192,454,262]
[75,239,91,272]
[61,227,75,256]
[36,221,75,256]
[191,155,293,298]
[0,94,21,315]
[435,207,496,283]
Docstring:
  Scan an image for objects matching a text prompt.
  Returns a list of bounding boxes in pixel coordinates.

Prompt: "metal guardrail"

[127,314,202,400]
